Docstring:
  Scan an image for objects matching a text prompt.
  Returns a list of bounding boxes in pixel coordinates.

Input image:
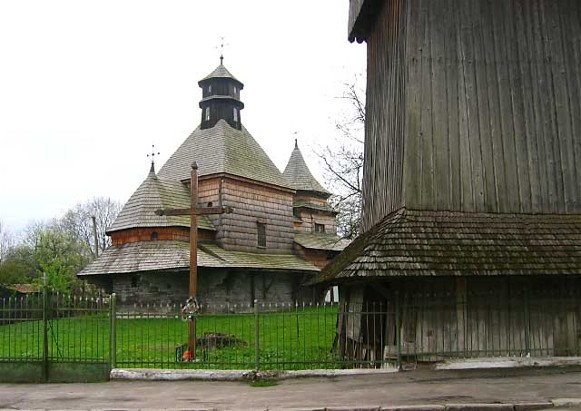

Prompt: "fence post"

[41,273,49,382]
[109,293,117,369]
[254,299,260,371]
[524,288,531,356]
[395,291,402,371]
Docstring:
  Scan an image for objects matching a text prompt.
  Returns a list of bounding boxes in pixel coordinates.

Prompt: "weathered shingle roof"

[199,243,319,272]
[294,201,337,214]
[78,241,218,275]
[319,208,581,282]
[158,120,291,189]
[294,233,351,252]
[283,141,330,196]
[78,241,319,276]
[107,170,214,234]
[200,63,241,84]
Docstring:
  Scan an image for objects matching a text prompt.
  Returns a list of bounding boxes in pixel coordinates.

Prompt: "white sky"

[0,0,366,235]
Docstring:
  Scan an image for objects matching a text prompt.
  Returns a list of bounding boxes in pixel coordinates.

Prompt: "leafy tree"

[26,223,90,293]
[316,77,365,239]
[0,197,120,292]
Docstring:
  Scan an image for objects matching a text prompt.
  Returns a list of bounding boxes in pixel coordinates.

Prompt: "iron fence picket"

[2,291,581,372]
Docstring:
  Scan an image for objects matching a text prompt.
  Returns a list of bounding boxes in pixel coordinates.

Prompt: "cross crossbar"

[153,162,233,361]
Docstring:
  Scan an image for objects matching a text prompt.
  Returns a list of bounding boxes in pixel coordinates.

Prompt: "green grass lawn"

[0,306,342,370]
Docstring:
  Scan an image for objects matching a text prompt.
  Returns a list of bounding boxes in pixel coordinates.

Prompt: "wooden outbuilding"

[320,0,581,365]
[78,61,349,310]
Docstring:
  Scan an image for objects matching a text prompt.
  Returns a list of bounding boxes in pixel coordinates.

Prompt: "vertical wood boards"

[362,0,407,231]
[361,0,581,222]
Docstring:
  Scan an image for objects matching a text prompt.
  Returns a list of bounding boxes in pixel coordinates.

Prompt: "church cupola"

[198,58,244,130]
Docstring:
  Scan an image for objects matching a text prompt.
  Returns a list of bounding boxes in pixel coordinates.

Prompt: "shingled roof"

[78,240,319,276]
[283,141,330,197]
[319,208,581,282]
[158,120,291,189]
[107,170,214,234]
[294,233,351,252]
[199,63,241,84]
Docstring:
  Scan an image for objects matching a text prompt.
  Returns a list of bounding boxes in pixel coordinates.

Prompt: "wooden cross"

[155,162,232,360]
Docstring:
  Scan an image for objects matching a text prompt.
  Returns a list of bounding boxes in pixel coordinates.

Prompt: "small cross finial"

[217,37,229,65]
[147,144,160,173]
[293,132,298,149]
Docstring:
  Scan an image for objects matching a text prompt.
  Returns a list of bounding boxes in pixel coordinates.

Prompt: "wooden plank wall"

[218,177,295,253]
[362,0,407,231]
[363,0,581,231]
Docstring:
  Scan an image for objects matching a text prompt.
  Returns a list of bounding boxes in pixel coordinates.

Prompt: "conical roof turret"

[283,140,330,198]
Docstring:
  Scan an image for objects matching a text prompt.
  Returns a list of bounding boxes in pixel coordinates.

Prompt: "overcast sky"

[0,1,366,235]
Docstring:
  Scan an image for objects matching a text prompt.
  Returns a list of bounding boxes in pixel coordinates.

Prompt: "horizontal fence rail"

[114,301,342,370]
[0,289,112,382]
[1,290,580,375]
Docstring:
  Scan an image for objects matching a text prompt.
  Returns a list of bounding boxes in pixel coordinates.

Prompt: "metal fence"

[114,300,341,370]
[1,289,580,381]
[0,289,111,382]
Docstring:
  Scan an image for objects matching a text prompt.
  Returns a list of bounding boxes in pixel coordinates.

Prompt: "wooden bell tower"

[198,58,245,130]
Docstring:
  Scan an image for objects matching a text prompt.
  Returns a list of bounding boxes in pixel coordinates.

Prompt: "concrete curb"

[110,367,399,382]
[551,398,581,408]
[304,401,577,410]
[436,357,581,370]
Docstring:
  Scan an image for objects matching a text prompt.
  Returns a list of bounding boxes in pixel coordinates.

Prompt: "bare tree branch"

[315,75,365,239]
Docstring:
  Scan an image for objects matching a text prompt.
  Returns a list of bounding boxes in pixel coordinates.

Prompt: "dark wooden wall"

[362,0,581,231]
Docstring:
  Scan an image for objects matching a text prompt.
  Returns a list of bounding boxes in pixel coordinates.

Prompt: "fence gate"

[0,288,113,383]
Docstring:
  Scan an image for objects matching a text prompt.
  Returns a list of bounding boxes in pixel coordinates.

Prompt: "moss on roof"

[158,120,290,189]
[294,233,351,252]
[107,171,214,234]
[79,240,319,276]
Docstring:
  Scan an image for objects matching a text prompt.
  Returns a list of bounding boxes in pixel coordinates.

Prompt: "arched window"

[205,107,210,121]
[233,108,238,122]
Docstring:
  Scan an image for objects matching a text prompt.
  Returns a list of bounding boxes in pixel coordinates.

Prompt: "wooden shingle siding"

[110,227,202,246]
[294,211,337,234]
[363,0,581,231]
[216,178,295,253]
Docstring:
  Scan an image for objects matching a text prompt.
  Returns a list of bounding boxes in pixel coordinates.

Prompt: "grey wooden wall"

[362,0,581,231]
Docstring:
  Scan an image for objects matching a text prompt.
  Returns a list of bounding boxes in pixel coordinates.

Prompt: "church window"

[233,108,238,122]
[151,231,159,241]
[205,107,210,121]
[257,222,266,248]
[208,85,212,93]
[315,223,325,233]
[233,86,237,95]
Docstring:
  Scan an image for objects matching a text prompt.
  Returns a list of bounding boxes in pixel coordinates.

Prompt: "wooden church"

[78,60,349,310]
[321,0,581,363]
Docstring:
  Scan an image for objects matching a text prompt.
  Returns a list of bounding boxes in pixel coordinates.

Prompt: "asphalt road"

[1,368,581,410]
